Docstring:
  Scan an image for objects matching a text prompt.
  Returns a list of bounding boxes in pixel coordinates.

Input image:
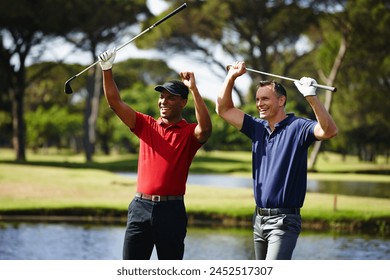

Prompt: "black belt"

[256,207,300,216]
[135,192,183,202]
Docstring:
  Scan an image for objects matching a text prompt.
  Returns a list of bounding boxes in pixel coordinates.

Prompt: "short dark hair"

[258,80,287,105]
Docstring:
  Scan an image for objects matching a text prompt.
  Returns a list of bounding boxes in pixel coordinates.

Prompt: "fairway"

[1,148,390,235]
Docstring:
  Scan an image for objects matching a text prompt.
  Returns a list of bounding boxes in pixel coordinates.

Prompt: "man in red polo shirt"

[99,48,212,260]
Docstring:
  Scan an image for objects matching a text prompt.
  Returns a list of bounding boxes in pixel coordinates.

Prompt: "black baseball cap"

[154,80,189,99]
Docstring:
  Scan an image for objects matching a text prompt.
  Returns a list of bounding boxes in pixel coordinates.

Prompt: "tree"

[63,0,152,162]
[24,62,86,152]
[0,0,75,161]
[0,0,152,161]
[331,0,390,162]
[136,0,318,105]
[0,35,13,146]
[306,1,351,170]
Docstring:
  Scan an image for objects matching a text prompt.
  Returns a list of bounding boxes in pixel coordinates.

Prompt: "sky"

[19,0,249,103]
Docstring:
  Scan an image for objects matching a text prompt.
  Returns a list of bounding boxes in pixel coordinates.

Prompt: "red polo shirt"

[131,112,202,196]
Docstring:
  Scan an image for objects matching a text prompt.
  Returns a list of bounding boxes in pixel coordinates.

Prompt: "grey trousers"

[253,212,301,260]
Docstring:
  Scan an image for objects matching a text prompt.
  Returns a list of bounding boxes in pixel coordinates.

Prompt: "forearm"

[306,96,338,140]
[101,69,136,129]
[191,86,212,139]
[102,70,121,109]
[216,76,236,116]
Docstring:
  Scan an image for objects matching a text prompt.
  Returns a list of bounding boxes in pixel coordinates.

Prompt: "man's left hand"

[294,77,317,97]
[180,72,195,90]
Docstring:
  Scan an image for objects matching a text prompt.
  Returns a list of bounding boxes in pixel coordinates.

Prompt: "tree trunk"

[10,64,27,161]
[10,86,26,161]
[83,65,102,162]
[308,36,347,170]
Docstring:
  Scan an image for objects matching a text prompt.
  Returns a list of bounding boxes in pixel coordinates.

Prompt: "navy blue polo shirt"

[241,113,317,208]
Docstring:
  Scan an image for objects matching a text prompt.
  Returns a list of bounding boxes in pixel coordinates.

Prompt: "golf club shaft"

[227,65,337,92]
[116,3,187,53]
[75,3,187,78]
[67,25,157,81]
[65,3,187,93]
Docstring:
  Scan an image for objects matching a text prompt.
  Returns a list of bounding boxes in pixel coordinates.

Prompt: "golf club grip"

[312,84,337,92]
[153,3,187,27]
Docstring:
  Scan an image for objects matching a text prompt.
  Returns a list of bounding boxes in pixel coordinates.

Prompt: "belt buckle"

[151,195,161,202]
[259,208,271,216]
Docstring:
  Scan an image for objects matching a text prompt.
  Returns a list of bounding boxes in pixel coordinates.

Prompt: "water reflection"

[307,180,390,198]
[118,173,390,198]
[0,223,388,260]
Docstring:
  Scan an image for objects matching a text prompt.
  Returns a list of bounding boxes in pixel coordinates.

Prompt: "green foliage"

[0,0,74,33]
[2,0,390,160]
[315,21,342,74]
[114,59,178,89]
[25,62,87,108]
[327,0,390,160]
[0,111,11,146]
[26,105,82,149]
[65,0,151,53]
[137,0,319,104]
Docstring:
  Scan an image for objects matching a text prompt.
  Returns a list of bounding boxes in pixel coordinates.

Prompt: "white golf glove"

[99,48,116,70]
[294,77,317,97]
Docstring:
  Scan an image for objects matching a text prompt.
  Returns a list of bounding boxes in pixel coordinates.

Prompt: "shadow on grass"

[0,159,138,172]
[0,153,252,174]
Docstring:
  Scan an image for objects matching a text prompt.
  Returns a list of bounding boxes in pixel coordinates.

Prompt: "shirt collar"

[157,117,188,128]
[274,113,295,128]
[263,113,295,133]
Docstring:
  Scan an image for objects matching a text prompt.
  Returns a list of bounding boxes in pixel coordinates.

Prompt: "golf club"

[226,64,337,92]
[64,3,188,94]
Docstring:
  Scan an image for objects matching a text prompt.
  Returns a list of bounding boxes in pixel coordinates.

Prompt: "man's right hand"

[99,48,116,71]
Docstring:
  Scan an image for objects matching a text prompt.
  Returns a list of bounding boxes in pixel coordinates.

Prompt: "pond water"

[1,174,388,260]
[0,222,388,260]
[119,172,390,198]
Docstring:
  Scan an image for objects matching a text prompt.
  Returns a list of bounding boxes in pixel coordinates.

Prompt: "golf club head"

[64,76,76,94]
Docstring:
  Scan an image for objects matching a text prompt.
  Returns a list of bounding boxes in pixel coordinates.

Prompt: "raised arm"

[99,49,136,130]
[180,72,212,143]
[294,77,338,140]
[215,62,246,130]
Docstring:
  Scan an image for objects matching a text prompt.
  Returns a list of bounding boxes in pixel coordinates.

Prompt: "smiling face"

[255,85,286,123]
[158,90,187,124]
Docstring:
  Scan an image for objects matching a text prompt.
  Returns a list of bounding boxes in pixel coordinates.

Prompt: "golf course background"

[0,148,389,235]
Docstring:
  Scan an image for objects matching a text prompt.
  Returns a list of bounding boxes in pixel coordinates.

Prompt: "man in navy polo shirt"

[99,49,212,259]
[216,61,337,260]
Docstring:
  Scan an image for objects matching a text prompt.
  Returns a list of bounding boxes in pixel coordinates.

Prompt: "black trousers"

[123,197,188,260]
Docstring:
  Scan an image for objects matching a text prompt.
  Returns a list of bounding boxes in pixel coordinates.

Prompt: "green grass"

[313,152,390,173]
[1,148,390,234]
[2,163,389,217]
[0,164,133,210]
[2,148,390,178]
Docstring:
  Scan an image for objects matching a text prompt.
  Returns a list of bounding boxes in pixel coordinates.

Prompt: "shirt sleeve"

[130,112,152,138]
[240,114,266,141]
